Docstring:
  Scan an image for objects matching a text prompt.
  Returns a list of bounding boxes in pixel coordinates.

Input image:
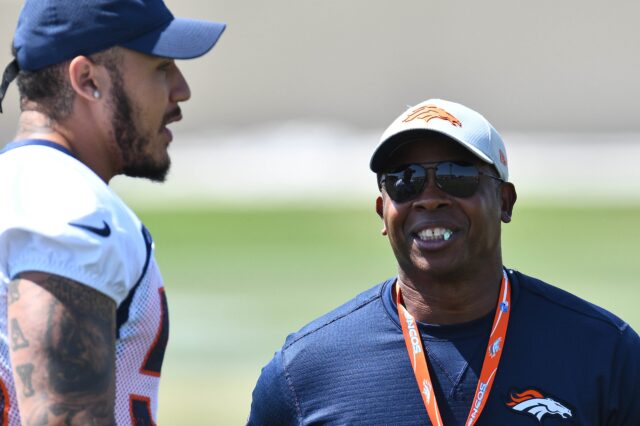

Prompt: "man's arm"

[8,271,116,425]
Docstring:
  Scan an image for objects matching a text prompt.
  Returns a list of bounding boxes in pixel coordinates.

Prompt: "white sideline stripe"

[110,126,640,207]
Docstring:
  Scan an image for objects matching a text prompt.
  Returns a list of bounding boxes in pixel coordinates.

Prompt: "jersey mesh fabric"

[115,260,168,426]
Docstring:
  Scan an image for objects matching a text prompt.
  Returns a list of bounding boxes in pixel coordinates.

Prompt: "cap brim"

[369,129,494,172]
[122,18,226,59]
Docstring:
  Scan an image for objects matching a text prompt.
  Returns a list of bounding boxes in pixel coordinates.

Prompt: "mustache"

[162,107,182,126]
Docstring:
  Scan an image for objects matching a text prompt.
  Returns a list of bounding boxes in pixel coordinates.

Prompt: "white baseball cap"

[369,99,509,181]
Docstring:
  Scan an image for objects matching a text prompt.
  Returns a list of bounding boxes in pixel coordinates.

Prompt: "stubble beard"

[108,68,170,182]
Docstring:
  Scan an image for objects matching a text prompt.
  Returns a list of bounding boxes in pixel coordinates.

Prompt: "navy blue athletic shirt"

[248,269,640,425]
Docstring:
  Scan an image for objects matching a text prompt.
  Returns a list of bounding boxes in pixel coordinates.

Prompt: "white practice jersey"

[0,140,169,425]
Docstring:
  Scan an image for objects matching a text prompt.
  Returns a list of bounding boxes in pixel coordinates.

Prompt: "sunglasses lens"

[383,165,426,203]
[435,162,480,198]
[381,162,481,202]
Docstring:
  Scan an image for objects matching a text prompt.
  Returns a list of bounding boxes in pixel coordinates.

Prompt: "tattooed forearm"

[16,363,35,397]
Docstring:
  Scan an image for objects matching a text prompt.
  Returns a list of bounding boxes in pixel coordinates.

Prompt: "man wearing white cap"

[0,0,225,424]
[248,99,640,425]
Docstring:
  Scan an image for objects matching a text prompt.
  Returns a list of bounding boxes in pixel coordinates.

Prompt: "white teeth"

[417,228,453,241]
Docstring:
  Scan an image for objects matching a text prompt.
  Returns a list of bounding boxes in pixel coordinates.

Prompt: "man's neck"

[15,110,115,183]
[15,110,71,149]
[396,266,504,325]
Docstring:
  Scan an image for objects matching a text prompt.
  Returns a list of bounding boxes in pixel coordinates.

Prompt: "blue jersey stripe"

[1,139,75,158]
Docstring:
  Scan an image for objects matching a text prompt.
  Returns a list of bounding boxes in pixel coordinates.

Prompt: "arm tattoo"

[40,275,115,398]
[38,275,114,319]
[16,364,35,397]
[10,319,30,350]
[11,274,116,425]
[44,297,113,394]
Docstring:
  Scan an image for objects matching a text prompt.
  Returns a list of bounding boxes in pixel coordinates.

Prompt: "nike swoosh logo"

[69,220,112,237]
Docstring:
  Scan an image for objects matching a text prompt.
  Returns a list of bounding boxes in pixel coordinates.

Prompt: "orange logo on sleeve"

[403,105,462,127]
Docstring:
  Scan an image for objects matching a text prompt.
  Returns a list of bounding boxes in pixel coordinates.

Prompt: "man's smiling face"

[376,135,513,282]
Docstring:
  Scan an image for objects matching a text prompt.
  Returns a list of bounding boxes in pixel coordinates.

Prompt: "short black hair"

[12,45,74,122]
[11,45,122,122]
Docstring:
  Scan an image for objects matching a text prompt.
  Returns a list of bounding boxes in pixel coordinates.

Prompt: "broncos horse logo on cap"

[402,105,462,127]
[507,389,573,423]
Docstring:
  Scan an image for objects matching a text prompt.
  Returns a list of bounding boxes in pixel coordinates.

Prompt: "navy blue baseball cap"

[0,0,226,111]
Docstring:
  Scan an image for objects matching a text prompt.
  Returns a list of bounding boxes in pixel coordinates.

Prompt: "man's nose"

[411,169,452,210]
[170,63,191,103]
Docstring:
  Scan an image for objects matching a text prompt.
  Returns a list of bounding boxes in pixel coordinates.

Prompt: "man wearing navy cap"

[248,99,640,425]
[0,0,225,424]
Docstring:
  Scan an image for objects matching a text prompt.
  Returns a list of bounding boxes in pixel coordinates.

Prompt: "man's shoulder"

[510,269,631,335]
[282,281,391,351]
[0,142,149,305]
[0,141,135,224]
[1,142,104,210]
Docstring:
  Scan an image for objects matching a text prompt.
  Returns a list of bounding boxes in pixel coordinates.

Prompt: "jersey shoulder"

[0,143,150,304]
[0,142,118,220]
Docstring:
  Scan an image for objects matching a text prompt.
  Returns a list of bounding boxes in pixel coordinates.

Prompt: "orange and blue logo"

[507,389,573,423]
[403,105,462,128]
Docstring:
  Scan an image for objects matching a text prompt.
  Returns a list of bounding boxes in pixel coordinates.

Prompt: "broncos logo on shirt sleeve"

[507,389,573,422]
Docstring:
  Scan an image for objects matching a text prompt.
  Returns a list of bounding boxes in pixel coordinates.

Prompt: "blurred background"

[1,0,639,424]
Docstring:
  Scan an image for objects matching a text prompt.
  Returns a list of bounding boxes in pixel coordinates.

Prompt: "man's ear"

[68,56,106,102]
[500,182,517,223]
[375,196,388,236]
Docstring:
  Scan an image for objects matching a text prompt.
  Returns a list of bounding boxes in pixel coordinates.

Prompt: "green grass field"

[136,204,640,425]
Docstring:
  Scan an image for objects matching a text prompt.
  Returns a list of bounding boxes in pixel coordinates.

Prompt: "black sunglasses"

[378,161,503,203]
